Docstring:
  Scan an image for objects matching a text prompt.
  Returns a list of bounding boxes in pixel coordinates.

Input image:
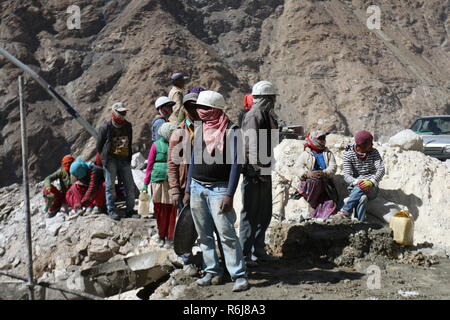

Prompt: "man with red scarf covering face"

[183,90,249,293]
[43,155,75,217]
[335,130,385,221]
[96,102,139,221]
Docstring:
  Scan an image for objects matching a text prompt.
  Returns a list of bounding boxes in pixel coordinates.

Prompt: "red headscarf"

[243,94,253,110]
[197,108,230,154]
[61,155,75,173]
[304,131,327,153]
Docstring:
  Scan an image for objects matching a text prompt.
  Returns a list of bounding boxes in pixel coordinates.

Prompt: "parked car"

[410,115,450,160]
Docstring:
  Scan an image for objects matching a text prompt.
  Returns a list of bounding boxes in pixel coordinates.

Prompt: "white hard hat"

[252,80,277,96]
[155,96,176,109]
[195,90,226,110]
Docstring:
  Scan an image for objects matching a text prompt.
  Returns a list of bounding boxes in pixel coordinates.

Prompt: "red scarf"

[304,132,326,153]
[61,155,75,173]
[112,113,125,126]
[197,108,229,154]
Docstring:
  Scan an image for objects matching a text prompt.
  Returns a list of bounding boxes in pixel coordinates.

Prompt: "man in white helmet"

[239,80,279,267]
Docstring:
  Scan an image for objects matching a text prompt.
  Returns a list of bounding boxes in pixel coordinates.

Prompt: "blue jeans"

[190,179,246,280]
[342,184,379,221]
[104,158,135,213]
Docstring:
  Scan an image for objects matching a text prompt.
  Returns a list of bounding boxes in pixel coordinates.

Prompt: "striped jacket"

[343,144,385,186]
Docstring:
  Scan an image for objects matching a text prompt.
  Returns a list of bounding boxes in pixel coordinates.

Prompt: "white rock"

[45,213,66,236]
[131,152,146,170]
[388,129,423,151]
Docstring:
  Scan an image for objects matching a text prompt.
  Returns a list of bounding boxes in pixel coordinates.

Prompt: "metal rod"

[19,76,35,301]
[0,47,98,139]
[0,270,103,300]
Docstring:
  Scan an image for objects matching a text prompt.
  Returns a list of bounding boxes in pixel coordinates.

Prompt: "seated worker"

[65,157,106,215]
[335,130,385,222]
[297,130,338,219]
[43,155,75,217]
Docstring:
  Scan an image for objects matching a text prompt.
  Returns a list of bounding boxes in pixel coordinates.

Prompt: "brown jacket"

[167,121,193,198]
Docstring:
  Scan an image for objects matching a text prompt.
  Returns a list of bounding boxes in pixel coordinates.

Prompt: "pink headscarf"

[197,108,229,154]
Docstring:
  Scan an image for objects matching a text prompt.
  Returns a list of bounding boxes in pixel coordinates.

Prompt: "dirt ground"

[139,220,450,301]
[169,256,450,300]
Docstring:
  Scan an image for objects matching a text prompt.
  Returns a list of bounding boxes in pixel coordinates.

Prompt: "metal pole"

[19,75,35,300]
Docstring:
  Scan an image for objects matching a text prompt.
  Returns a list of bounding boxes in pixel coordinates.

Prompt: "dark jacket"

[96,119,133,166]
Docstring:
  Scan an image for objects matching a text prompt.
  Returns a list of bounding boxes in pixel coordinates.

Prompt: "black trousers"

[239,175,273,259]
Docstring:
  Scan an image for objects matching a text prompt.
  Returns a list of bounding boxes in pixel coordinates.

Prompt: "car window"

[413,117,450,135]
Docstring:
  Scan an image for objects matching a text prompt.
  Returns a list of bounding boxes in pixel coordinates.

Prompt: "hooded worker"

[43,155,75,217]
[64,157,106,215]
[239,81,279,267]
[152,96,175,143]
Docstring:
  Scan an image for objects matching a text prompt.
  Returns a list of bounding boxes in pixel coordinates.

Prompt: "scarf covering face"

[62,155,75,173]
[197,108,229,154]
[353,144,372,160]
[243,94,253,110]
[112,112,125,127]
[305,131,327,153]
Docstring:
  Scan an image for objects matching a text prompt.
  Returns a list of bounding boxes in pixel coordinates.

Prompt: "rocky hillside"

[1,0,449,186]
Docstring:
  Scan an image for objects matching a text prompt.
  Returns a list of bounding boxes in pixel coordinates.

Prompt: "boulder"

[388,129,423,152]
[45,213,66,236]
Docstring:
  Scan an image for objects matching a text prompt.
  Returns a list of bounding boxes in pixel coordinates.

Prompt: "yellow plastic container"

[389,210,414,246]
[138,191,150,217]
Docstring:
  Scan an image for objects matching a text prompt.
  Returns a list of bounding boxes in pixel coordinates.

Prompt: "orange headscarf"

[61,155,75,173]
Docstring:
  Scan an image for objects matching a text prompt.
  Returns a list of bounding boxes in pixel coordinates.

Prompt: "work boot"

[232,277,249,292]
[196,273,223,286]
[254,252,278,262]
[108,210,121,221]
[125,209,140,219]
[245,257,258,268]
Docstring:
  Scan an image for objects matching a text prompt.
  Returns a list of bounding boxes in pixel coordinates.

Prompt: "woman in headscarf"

[143,122,178,248]
[297,130,338,219]
[65,157,106,215]
[42,155,75,217]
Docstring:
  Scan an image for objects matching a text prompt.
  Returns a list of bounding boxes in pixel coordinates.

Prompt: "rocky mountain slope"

[1,0,449,187]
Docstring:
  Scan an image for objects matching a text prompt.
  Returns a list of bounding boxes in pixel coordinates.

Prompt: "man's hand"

[171,193,181,207]
[220,195,233,213]
[182,193,190,206]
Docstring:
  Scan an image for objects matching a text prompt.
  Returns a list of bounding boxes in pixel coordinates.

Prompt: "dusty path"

[163,256,450,300]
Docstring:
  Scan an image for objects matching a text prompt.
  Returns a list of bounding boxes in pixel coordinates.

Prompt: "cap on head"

[354,130,373,146]
[171,72,189,82]
[252,81,277,96]
[155,96,176,110]
[111,102,127,113]
[183,93,199,105]
[195,90,226,110]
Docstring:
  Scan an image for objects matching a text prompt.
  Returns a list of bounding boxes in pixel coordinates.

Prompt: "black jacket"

[96,120,133,166]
